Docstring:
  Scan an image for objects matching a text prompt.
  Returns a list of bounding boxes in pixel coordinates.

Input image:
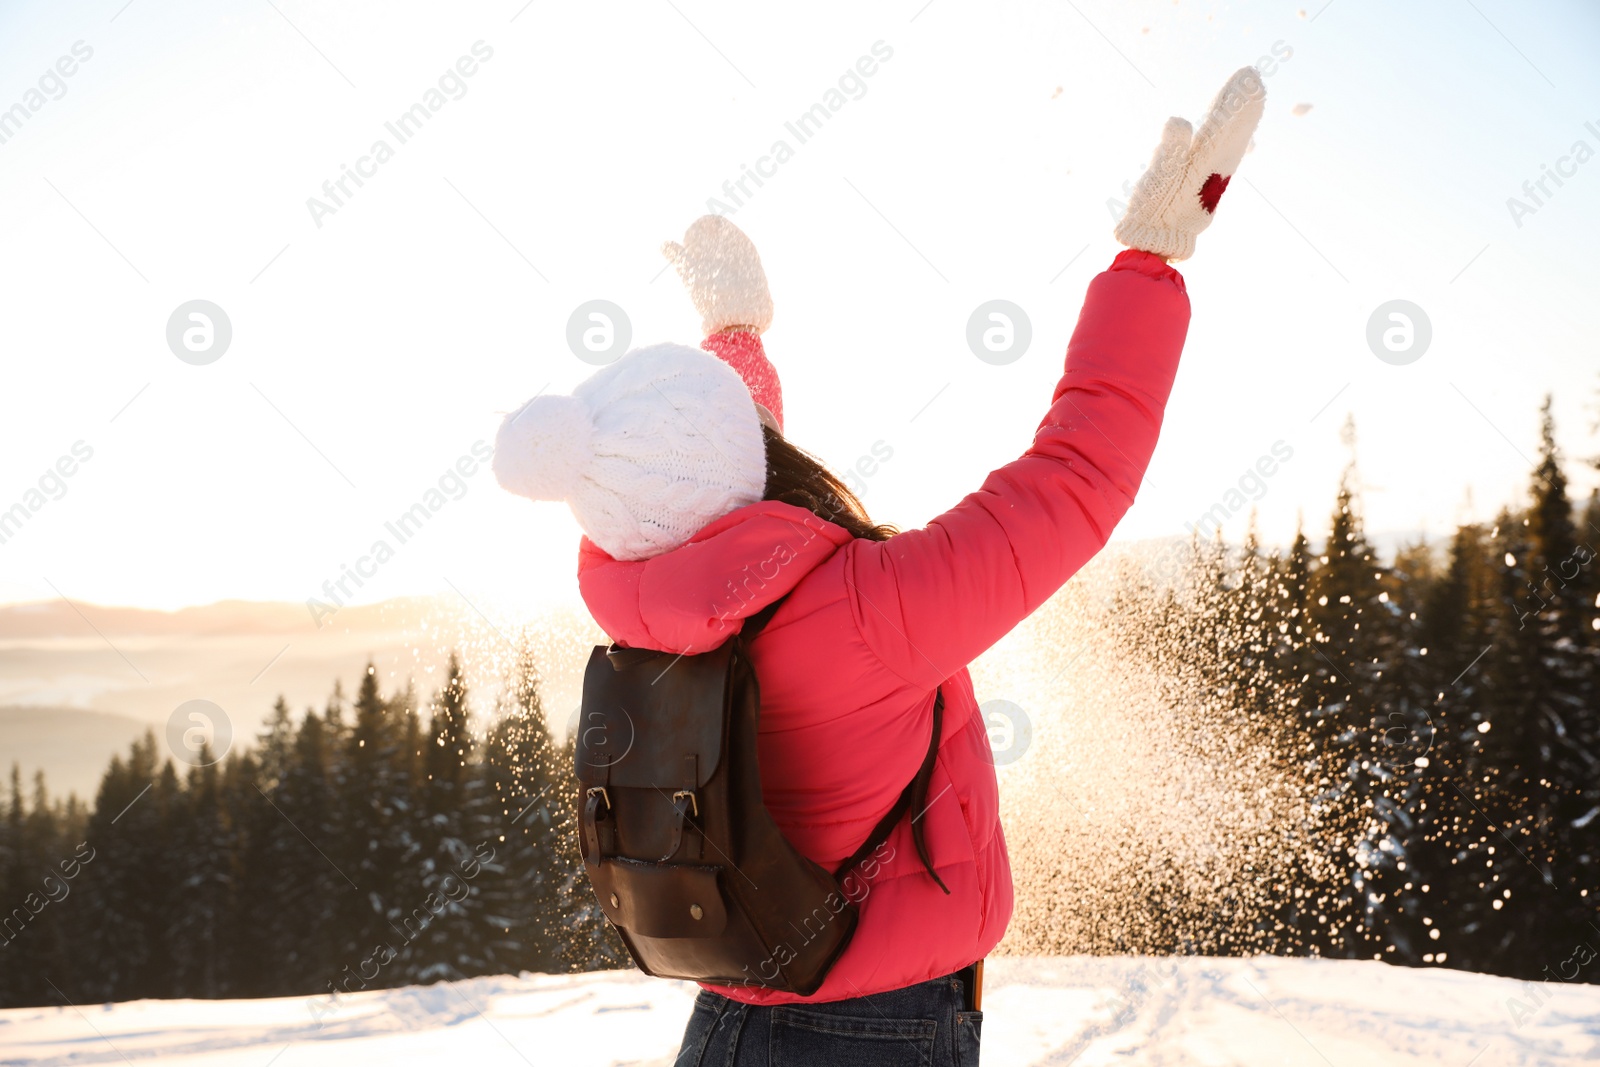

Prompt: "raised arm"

[663,215,784,430]
[843,250,1189,688]
[842,66,1267,688]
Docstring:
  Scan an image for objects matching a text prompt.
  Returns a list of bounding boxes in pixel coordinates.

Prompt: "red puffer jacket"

[576,249,1191,1003]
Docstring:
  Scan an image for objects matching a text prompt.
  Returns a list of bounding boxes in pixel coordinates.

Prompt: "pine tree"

[260,706,346,996]
[1299,424,1416,962]
[327,665,413,986]
[1578,489,1600,639]
[0,766,26,1001]
[167,754,232,997]
[222,746,279,998]
[74,734,182,1001]
[257,697,295,790]
[0,768,78,1005]
[473,637,579,975]
[1409,521,1501,968]
[401,652,487,984]
[1462,401,1600,972]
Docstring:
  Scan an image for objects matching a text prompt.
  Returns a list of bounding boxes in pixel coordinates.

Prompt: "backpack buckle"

[661,789,700,862]
[582,787,612,871]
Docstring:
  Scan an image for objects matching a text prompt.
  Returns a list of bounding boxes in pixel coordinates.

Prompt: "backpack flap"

[590,856,729,938]
[577,642,733,791]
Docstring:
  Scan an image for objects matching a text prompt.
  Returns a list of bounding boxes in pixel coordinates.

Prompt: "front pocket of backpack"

[594,857,728,938]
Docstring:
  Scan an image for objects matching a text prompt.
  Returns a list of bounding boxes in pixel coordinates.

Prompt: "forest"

[2,399,1597,1008]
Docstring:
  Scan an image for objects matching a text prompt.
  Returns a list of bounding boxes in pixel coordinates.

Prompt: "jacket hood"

[577,500,856,652]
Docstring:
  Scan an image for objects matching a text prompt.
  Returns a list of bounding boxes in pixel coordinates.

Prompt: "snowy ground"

[3,957,1596,1066]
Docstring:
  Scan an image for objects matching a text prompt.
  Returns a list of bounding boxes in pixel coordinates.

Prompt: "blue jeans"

[675,970,982,1066]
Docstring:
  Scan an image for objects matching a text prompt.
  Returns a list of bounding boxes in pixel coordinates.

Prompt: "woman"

[494,67,1265,1066]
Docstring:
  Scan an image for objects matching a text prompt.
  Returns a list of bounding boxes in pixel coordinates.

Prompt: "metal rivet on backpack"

[610,893,620,909]
[690,903,704,920]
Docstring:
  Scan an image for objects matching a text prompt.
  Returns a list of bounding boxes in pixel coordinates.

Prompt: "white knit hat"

[493,343,768,561]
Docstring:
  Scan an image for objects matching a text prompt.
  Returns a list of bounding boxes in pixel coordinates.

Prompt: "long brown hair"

[762,424,898,542]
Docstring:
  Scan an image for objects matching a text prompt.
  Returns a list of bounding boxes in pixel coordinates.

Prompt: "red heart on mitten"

[1198,173,1230,214]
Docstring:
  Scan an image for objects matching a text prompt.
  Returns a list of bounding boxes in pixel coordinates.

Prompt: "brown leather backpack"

[575,597,947,995]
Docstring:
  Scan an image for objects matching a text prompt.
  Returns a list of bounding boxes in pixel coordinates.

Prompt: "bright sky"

[1,0,1597,621]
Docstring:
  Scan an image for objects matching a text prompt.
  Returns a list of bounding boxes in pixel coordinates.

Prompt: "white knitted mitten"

[1114,66,1267,261]
[661,215,774,336]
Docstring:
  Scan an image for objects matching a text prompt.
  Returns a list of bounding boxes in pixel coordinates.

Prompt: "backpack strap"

[580,757,611,872]
[738,595,950,896]
[832,688,951,895]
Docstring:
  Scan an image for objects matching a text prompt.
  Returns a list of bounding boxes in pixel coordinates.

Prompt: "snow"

[3,956,1595,1066]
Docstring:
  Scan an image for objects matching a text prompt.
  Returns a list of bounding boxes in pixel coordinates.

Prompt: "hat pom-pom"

[493,393,595,502]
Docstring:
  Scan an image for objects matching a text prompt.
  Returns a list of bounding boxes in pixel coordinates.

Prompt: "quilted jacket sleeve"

[843,249,1191,689]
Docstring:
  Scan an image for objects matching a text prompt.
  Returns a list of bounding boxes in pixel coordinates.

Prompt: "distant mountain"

[0,596,457,638]
[0,595,602,802]
[0,706,149,802]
